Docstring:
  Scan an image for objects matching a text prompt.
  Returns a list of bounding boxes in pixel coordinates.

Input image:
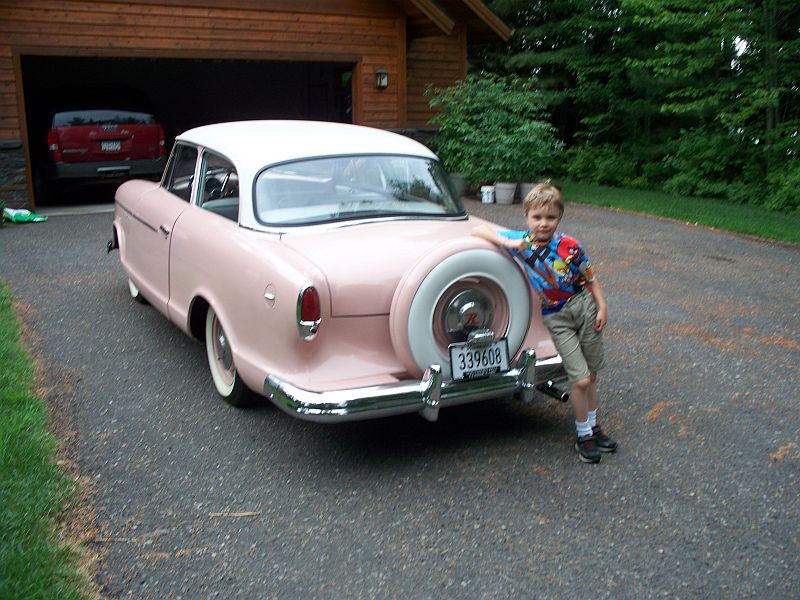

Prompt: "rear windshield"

[254,155,465,226]
[53,110,156,127]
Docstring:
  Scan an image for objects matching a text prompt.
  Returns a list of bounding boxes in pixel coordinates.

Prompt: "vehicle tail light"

[47,129,62,162]
[297,285,321,340]
[158,126,166,158]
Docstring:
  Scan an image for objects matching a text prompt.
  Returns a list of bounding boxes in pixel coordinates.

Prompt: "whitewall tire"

[205,306,250,407]
[390,248,531,379]
[128,278,147,304]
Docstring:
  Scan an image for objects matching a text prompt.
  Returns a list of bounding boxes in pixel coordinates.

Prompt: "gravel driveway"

[1,198,797,599]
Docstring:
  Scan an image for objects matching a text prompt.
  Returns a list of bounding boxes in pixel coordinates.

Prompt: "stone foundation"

[0,141,29,209]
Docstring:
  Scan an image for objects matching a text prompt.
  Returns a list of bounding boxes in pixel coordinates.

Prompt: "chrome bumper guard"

[264,349,568,423]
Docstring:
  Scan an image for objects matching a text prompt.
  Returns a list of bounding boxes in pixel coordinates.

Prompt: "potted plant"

[427,74,562,203]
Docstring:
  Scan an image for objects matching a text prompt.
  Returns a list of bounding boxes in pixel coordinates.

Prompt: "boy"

[472,183,616,463]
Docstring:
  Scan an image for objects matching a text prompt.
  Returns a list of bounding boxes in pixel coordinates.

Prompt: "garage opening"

[21,55,353,204]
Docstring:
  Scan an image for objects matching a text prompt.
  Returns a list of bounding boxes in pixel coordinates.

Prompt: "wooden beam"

[407,0,455,36]
[460,0,514,41]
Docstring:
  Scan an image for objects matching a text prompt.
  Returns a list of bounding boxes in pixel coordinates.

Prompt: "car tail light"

[47,129,61,162]
[297,285,321,340]
[157,125,166,158]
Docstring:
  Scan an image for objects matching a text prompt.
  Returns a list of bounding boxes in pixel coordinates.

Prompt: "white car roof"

[177,120,437,170]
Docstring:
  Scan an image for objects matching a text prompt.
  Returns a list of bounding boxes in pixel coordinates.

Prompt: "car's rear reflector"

[47,129,61,161]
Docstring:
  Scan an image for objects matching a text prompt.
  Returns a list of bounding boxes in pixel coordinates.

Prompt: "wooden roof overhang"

[393,0,513,41]
[87,0,512,41]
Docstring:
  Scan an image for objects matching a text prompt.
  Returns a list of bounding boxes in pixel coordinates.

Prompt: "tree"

[624,0,800,209]
[475,0,800,210]
[478,0,681,188]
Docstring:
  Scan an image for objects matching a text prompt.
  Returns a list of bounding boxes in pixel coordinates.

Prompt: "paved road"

[1,198,797,599]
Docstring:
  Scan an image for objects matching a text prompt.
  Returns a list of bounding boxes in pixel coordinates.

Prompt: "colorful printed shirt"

[498,230,595,314]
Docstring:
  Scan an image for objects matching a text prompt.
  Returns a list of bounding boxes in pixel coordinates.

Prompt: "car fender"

[166,208,330,393]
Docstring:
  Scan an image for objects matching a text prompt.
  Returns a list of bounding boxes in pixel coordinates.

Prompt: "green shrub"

[766,159,800,213]
[561,142,667,190]
[563,143,637,187]
[661,127,759,199]
[427,74,563,185]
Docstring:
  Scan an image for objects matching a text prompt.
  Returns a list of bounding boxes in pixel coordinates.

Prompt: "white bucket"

[480,185,495,204]
[494,182,517,205]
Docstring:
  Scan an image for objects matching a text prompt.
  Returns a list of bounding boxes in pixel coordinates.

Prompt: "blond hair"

[523,182,564,216]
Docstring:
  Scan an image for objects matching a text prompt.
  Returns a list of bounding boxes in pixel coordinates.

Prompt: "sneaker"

[592,426,617,453]
[575,435,601,463]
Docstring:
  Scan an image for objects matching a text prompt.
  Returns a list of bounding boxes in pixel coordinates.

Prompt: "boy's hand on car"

[504,237,528,253]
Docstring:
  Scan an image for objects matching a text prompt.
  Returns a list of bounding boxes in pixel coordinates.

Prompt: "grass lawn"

[0,281,93,599]
[557,180,800,244]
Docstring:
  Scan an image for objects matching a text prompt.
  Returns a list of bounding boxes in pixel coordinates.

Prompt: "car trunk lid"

[279,218,481,317]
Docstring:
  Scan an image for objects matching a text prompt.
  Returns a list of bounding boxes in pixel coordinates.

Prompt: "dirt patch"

[644,401,676,423]
[666,322,800,356]
[770,442,799,462]
[758,335,800,351]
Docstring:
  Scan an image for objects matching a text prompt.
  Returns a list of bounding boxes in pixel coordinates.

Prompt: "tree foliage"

[467,0,800,212]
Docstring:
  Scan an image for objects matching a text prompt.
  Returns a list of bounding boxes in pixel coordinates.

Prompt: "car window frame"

[196,149,238,208]
[162,142,199,203]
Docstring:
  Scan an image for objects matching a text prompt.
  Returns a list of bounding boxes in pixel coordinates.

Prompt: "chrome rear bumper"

[264,349,568,423]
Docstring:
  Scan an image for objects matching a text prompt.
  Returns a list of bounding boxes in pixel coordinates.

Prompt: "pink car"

[109,121,568,422]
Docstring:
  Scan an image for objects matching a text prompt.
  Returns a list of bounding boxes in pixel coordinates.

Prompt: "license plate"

[101,140,121,152]
[449,339,509,380]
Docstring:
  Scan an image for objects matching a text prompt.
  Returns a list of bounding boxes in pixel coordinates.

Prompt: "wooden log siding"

[405,29,466,128]
[0,0,409,139]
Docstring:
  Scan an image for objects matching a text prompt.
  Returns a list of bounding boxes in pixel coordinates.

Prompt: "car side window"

[163,143,198,202]
[198,151,239,222]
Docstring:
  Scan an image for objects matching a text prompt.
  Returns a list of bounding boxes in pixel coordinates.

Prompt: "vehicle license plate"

[101,140,121,152]
[449,339,509,380]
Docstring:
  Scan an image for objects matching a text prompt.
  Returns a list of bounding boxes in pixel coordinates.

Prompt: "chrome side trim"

[264,349,568,423]
[118,203,158,233]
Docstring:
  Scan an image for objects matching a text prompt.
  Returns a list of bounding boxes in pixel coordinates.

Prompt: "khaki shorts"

[542,290,606,383]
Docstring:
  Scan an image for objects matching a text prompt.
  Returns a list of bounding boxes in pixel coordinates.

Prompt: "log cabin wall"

[405,25,466,129]
[0,0,507,209]
[0,0,407,139]
[0,0,410,208]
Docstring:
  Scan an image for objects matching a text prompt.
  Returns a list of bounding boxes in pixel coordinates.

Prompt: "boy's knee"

[572,376,592,391]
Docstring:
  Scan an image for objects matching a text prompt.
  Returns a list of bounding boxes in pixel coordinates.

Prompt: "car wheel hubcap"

[212,318,234,383]
[443,289,494,343]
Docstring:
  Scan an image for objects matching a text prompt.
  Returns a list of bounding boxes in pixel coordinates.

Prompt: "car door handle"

[159,224,171,237]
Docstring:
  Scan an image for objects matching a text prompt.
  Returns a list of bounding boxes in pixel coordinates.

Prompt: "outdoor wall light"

[375,68,389,89]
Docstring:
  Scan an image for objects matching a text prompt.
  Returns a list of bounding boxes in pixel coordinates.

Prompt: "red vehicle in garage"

[42,109,167,199]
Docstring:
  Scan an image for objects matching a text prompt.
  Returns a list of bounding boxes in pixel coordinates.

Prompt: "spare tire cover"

[389,246,531,379]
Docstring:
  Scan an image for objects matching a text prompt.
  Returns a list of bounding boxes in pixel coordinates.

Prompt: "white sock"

[588,409,597,429]
[575,419,592,438]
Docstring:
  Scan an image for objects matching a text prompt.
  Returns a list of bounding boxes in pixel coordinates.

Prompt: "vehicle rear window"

[254,155,465,226]
[52,110,156,126]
